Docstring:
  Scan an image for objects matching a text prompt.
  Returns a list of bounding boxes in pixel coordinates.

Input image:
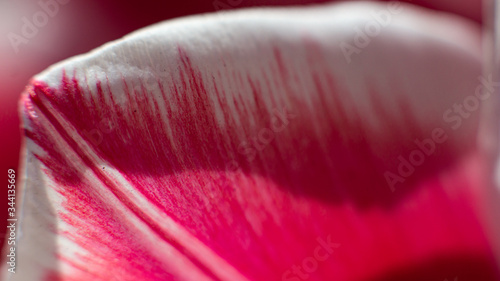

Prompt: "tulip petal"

[5,2,498,281]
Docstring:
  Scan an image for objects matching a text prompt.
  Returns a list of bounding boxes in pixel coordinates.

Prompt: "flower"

[2,1,498,281]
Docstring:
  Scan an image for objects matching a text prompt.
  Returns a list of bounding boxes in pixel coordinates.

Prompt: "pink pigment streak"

[22,45,499,280]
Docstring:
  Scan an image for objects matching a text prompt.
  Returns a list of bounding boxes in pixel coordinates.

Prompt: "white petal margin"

[3,2,487,281]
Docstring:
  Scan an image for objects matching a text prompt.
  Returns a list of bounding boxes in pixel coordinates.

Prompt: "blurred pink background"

[0,0,482,248]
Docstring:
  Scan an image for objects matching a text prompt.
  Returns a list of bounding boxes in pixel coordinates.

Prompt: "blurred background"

[0,0,482,248]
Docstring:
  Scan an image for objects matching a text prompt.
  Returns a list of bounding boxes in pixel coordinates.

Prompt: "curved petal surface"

[5,2,498,281]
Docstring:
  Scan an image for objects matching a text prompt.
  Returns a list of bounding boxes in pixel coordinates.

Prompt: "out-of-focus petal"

[0,0,122,249]
[5,2,497,281]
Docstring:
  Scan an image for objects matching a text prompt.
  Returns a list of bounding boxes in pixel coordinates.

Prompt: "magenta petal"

[5,2,498,281]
